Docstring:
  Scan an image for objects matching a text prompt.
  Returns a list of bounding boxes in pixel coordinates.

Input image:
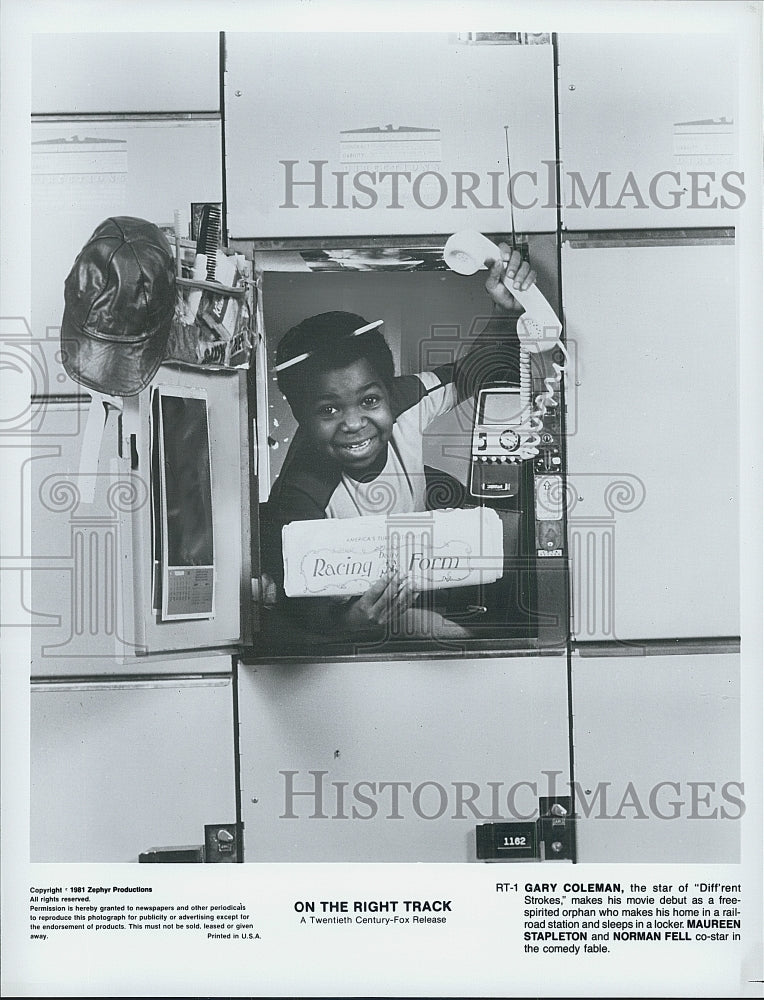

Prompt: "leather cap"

[61,217,176,396]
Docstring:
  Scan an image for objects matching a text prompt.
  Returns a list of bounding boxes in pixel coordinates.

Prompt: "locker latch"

[204,822,240,863]
[476,795,575,861]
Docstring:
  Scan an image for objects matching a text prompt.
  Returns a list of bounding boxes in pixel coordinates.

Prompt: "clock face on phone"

[499,428,521,452]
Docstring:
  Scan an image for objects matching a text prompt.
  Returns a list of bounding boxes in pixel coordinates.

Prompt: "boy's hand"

[339,572,418,633]
[484,242,536,312]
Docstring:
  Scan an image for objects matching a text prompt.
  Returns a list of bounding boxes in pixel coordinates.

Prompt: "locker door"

[561,237,738,641]
[572,650,741,863]
[28,366,251,672]
[224,32,558,238]
[237,653,571,862]
[26,399,177,676]
[31,677,237,862]
[127,365,252,657]
[32,33,220,114]
[558,34,742,230]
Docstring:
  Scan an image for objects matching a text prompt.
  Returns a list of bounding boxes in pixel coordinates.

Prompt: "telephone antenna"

[504,125,518,251]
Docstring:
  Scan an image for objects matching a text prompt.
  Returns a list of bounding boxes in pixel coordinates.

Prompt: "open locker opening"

[248,235,568,657]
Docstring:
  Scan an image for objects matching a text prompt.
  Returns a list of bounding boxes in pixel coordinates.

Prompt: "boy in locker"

[261,244,535,638]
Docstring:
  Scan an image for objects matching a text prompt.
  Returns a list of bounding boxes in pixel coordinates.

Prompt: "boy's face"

[303,358,393,474]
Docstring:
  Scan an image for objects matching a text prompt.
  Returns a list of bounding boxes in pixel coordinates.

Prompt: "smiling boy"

[261,245,535,636]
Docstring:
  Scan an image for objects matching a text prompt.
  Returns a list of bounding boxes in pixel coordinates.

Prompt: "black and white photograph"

[1,1,762,996]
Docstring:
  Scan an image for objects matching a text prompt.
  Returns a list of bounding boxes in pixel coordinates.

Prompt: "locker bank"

[26,32,741,864]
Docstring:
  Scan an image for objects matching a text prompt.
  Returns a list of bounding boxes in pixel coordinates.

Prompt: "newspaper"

[282,507,504,597]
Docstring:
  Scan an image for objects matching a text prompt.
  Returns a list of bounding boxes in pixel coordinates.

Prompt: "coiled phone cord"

[515,338,568,459]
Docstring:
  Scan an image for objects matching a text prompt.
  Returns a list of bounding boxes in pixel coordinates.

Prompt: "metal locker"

[224,32,558,238]
[571,650,741,863]
[558,34,741,230]
[562,236,738,641]
[237,652,571,862]
[30,678,237,862]
[32,33,221,114]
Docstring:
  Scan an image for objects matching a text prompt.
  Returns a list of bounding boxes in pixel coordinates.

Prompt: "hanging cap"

[61,216,176,396]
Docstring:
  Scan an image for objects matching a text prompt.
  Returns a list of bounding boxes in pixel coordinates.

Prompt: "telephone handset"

[443,230,562,350]
[443,231,567,500]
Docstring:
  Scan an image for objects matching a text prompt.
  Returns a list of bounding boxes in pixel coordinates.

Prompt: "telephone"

[469,384,525,498]
[444,231,567,547]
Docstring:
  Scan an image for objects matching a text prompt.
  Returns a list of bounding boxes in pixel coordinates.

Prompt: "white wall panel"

[558,34,741,229]
[562,239,738,641]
